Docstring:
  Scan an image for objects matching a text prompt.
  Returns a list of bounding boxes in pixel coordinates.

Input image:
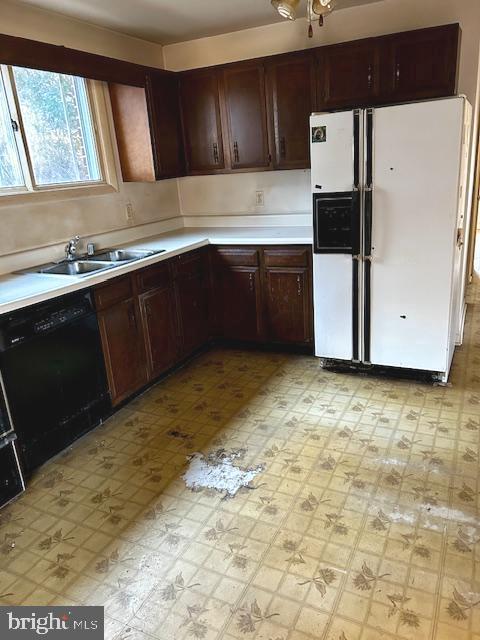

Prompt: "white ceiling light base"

[271,0,300,20]
[271,0,337,36]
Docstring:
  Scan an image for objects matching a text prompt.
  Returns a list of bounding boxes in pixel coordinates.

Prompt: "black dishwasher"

[0,372,25,507]
[0,290,111,475]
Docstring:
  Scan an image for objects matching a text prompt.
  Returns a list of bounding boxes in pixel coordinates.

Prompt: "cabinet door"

[265,268,312,345]
[109,83,156,182]
[97,298,147,405]
[176,271,210,357]
[382,24,459,102]
[180,69,225,173]
[139,286,178,379]
[317,39,380,110]
[146,71,186,178]
[218,266,262,341]
[222,63,271,170]
[267,52,315,169]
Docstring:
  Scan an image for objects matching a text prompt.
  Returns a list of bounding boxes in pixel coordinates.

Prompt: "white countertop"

[0,226,312,314]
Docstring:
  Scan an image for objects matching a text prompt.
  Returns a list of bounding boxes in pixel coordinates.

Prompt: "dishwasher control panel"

[0,291,94,349]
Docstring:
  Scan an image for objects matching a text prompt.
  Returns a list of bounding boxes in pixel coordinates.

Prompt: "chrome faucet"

[65,236,81,261]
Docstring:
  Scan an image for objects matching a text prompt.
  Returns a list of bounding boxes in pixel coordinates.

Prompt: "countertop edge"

[0,228,313,315]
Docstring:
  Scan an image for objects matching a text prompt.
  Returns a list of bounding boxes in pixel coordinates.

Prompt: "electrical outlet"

[125,202,134,224]
[255,190,265,207]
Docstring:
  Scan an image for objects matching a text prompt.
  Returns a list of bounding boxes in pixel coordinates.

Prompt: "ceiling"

[15,0,385,45]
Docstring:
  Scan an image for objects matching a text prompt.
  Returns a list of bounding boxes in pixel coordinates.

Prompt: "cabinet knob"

[212,142,219,164]
[395,62,401,85]
[297,275,302,297]
[128,305,137,330]
[233,141,240,163]
[280,136,286,159]
[367,64,373,90]
[249,272,254,293]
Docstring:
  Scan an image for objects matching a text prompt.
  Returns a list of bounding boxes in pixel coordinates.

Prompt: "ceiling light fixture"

[271,0,301,21]
[272,0,336,37]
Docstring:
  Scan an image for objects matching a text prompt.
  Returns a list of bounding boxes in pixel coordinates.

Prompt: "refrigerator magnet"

[312,126,326,143]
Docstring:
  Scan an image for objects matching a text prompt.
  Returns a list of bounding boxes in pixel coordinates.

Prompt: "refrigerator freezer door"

[369,98,465,373]
[311,110,360,362]
[313,253,353,360]
[310,112,355,192]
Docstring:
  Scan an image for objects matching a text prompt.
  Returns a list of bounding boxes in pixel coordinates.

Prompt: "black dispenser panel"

[313,191,360,254]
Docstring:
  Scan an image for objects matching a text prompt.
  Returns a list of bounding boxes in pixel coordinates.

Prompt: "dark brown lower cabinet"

[139,285,178,379]
[95,288,148,406]
[214,245,313,346]
[95,245,313,405]
[137,261,179,379]
[174,250,210,357]
[218,266,263,342]
[263,247,312,345]
[265,268,312,344]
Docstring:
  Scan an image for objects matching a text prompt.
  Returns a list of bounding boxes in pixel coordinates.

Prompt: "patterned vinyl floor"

[0,242,479,640]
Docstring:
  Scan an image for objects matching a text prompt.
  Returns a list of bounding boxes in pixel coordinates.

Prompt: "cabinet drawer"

[137,261,171,293]
[264,247,309,267]
[173,249,208,279]
[215,247,259,266]
[95,276,134,311]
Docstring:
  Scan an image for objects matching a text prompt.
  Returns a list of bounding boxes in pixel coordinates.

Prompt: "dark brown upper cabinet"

[222,62,272,171]
[108,23,459,180]
[380,24,460,103]
[147,71,186,179]
[266,51,315,170]
[109,72,184,182]
[179,69,225,174]
[317,39,380,110]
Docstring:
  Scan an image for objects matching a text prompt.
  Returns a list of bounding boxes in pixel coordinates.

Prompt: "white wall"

[0,0,164,67]
[164,0,480,102]
[0,0,182,269]
[179,171,311,226]
[165,0,480,224]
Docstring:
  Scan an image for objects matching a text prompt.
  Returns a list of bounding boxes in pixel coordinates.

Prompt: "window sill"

[0,182,118,207]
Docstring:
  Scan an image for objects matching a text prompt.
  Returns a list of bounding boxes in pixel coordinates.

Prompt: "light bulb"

[271,0,300,21]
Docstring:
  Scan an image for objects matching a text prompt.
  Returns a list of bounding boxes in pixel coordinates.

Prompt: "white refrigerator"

[310,96,472,381]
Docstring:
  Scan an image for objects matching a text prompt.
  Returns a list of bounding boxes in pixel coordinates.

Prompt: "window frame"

[0,65,118,202]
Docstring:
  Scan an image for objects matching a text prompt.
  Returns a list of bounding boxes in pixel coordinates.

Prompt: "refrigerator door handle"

[351,109,363,364]
[363,108,374,364]
[365,108,374,191]
[353,109,361,190]
[351,182,362,362]
[364,190,373,257]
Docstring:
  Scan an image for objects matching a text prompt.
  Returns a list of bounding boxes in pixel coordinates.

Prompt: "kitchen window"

[0,65,105,195]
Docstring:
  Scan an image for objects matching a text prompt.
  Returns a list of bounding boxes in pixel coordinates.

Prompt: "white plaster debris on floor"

[183,448,265,497]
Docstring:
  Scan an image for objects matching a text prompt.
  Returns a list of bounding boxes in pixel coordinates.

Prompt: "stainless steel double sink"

[20,248,166,277]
